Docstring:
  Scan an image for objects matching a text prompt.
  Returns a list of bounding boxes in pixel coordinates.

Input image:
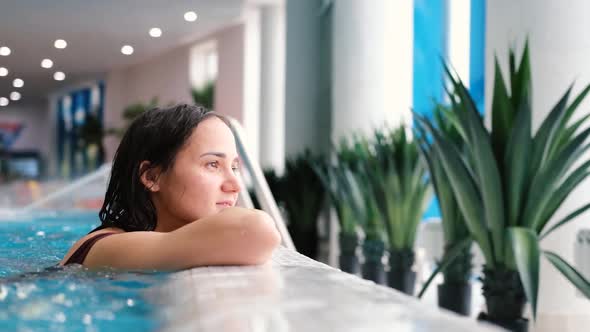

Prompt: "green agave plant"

[281,150,326,232]
[414,42,590,320]
[191,81,215,110]
[312,142,364,238]
[416,105,472,295]
[338,137,386,243]
[368,127,432,257]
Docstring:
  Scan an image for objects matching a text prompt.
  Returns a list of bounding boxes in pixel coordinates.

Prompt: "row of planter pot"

[339,233,472,316]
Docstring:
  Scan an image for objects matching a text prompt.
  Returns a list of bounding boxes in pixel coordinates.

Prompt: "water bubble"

[94,310,115,320]
[82,314,92,325]
[54,312,66,323]
[16,284,37,299]
[0,285,8,301]
[36,231,45,237]
[126,299,135,307]
[52,293,66,304]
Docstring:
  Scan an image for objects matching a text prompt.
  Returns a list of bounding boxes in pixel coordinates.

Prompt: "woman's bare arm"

[80,207,281,270]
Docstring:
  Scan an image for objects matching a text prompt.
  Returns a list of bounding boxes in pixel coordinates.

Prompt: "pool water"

[0,211,167,332]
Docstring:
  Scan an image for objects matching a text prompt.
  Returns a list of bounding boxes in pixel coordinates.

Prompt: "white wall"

[215,24,246,123]
[486,0,590,319]
[103,45,193,160]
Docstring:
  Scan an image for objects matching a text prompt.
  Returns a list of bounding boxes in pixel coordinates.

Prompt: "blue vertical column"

[57,98,64,172]
[81,88,91,172]
[470,0,486,114]
[413,0,446,219]
[69,92,79,178]
[98,82,105,166]
[413,0,446,120]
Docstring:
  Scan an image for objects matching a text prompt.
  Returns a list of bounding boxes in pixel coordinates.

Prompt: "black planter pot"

[477,312,529,332]
[361,239,385,284]
[479,266,528,332]
[387,268,416,295]
[289,228,319,259]
[362,261,385,284]
[339,254,359,274]
[437,282,472,316]
[339,232,359,274]
[388,249,416,295]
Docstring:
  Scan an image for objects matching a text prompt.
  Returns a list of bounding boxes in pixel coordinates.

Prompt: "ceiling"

[0,0,246,104]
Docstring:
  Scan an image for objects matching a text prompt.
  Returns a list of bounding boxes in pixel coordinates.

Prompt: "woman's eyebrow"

[199,152,226,158]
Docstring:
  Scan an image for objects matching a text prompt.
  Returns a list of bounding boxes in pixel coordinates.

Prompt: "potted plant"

[415,42,590,331]
[280,151,326,259]
[416,105,473,315]
[313,143,365,274]
[367,127,432,294]
[342,137,388,284]
[106,98,158,138]
[77,111,105,170]
[191,81,215,109]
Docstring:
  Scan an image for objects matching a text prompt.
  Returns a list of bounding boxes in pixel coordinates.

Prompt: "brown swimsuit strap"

[63,232,117,265]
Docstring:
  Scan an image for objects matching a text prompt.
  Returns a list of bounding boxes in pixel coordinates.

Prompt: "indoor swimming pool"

[0,210,165,331]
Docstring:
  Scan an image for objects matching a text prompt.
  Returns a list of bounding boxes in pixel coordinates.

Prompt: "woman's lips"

[216,201,233,207]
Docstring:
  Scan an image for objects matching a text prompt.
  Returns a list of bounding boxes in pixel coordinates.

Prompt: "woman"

[60,104,281,270]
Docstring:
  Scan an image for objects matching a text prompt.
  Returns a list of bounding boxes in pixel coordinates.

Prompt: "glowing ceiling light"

[41,59,54,68]
[54,39,67,49]
[0,97,9,107]
[184,11,197,22]
[54,71,66,81]
[13,78,24,88]
[0,67,7,76]
[10,91,21,101]
[0,46,11,56]
[149,27,162,38]
[121,45,134,55]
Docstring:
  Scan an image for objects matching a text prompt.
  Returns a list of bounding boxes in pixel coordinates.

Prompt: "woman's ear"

[139,161,161,192]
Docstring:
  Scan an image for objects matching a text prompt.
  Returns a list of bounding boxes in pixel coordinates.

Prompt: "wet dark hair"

[96,104,229,232]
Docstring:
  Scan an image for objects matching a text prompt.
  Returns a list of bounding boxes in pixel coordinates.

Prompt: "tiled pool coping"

[148,247,503,332]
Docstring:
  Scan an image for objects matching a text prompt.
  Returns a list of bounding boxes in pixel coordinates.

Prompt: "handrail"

[21,164,111,212]
[227,117,295,250]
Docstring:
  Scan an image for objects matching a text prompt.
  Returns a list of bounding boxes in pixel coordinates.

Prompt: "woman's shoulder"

[59,227,125,266]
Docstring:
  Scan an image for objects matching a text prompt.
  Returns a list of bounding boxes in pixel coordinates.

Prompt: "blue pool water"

[0,211,167,332]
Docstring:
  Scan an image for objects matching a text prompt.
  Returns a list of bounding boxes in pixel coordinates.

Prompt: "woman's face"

[152,117,242,227]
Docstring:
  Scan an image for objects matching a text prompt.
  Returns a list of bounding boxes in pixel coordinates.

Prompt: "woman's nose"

[222,169,242,193]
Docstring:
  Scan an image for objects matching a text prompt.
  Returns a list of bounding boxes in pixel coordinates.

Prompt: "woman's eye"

[207,161,219,169]
[232,165,240,173]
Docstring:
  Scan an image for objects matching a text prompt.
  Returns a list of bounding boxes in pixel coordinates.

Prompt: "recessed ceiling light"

[10,91,21,101]
[184,11,197,22]
[149,28,162,38]
[0,46,11,56]
[54,39,67,49]
[13,78,24,88]
[41,59,54,69]
[54,71,66,81]
[121,45,134,55]
[0,67,7,76]
[0,97,9,107]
